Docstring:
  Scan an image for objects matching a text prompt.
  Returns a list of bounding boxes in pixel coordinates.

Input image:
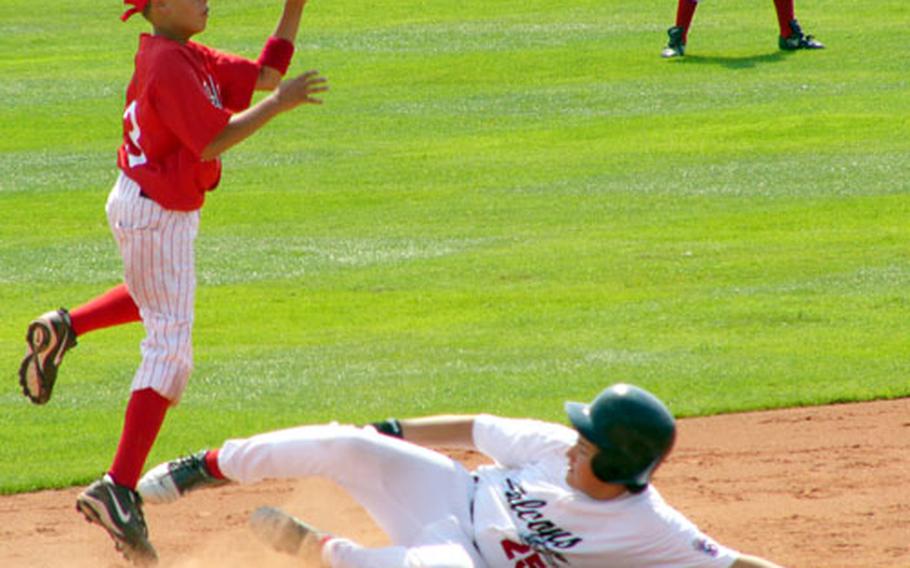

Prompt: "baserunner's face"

[565,434,600,492]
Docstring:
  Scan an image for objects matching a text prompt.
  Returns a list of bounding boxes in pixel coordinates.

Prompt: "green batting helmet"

[565,383,676,487]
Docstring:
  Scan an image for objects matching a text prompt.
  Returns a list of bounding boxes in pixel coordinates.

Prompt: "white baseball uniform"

[106,172,198,401]
[215,416,741,568]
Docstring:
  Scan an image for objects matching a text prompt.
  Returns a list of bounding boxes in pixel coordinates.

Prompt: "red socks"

[69,283,142,337]
[675,0,795,41]
[675,0,698,43]
[108,388,171,490]
[204,449,226,479]
[773,0,795,37]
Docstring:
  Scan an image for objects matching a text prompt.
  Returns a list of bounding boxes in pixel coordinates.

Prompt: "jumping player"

[17,0,327,564]
[139,384,784,567]
[662,0,824,58]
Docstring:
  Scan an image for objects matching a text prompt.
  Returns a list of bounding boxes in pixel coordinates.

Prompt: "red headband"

[121,0,149,21]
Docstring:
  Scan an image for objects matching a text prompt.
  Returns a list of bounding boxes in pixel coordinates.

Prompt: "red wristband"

[257,36,295,76]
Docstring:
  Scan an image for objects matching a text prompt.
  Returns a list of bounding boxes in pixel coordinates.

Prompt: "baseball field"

[1,0,908,566]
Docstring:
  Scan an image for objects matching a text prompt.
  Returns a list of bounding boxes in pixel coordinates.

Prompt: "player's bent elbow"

[255,68,282,91]
[200,146,219,162]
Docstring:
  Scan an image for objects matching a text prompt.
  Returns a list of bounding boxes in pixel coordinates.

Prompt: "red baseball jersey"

[117,34,259,211]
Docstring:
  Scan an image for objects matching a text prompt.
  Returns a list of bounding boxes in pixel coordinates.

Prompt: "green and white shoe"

[779,19,824,50]
[661,26,686,58]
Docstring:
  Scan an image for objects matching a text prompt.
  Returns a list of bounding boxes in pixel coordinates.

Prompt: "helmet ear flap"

[589,440,661,487]
[590,448,625,483]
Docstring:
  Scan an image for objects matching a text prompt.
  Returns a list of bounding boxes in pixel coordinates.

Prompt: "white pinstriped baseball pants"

[106,172,198,402]
[218,424,485,567]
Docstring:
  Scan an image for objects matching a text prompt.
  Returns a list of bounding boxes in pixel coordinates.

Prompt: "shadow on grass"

[673,51,789,69]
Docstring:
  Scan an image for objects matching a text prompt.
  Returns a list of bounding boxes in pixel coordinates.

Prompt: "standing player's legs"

[107,171,199,485]
[774,0,824,50]
[75,172,199,565]
[772,0,796,37]
[662,0,698,58]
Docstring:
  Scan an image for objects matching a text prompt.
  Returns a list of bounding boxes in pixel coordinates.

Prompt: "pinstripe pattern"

[106,172,199,402]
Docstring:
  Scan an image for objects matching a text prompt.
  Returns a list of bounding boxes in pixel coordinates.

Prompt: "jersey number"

[123,101,147,168]
[501,539,546,568]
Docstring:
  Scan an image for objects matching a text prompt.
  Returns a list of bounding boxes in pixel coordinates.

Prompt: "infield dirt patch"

[1,398,908,568]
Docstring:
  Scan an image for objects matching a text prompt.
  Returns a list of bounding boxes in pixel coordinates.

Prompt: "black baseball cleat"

[779,19,824,50]
[661,26,686,58]
[76,475,158,566]
[19,308,77,404]
[138,450,228,504]
[249,506,329,559]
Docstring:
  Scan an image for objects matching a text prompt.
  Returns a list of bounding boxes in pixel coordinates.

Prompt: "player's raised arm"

[256,0,309,91]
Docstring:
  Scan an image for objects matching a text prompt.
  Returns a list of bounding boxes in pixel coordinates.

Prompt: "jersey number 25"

[500,539,547,568]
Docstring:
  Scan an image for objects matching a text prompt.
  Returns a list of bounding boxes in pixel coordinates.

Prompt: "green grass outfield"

[1,0,908,493]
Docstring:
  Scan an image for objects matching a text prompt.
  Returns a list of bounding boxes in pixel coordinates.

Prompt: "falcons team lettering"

[497,478,582,567]
[503,479,582,550]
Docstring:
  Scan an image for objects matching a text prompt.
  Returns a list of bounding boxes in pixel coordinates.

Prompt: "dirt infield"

[2,398,908,568]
